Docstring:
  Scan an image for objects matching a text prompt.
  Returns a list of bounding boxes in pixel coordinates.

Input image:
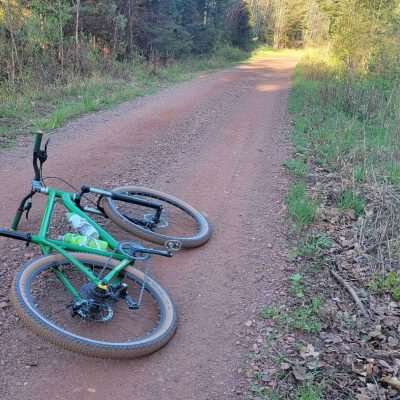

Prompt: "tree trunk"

[4,0,19,85]
[128,0,134,57]
[74,0,81,71]
[57,0,64,78]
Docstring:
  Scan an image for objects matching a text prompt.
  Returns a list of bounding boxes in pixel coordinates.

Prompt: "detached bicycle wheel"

[11,253,176,359]
[103,186,212,248]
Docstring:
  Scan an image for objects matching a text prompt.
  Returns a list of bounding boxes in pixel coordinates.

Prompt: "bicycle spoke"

[29,261,162,343]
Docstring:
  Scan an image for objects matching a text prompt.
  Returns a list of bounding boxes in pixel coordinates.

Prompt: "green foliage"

[293,233,332,258]
[0,0,253,88]
[353,165,366,183]
[213,44,248,62]
[227,0,253,49]
[319,0,400,75]
[294,382,324,400]
[385,162,400,185]
[288,298,322,333]
[259,305,281,320]
[368,271,400,301]
[288,51,400,191]
[287,183,318,227]
[337,190,365,217]
[284,158,309,177]
[260,299,322,333]
[289,273,305,298]
[250,384,279,399]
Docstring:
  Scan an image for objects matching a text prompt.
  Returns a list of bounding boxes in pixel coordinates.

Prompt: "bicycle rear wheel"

[11,253,176,359]
[103,186,212,248]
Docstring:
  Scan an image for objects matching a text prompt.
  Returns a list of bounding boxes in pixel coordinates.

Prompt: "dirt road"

[0,55,297,399]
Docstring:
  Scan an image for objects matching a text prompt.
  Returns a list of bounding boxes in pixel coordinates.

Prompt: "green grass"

[288,50,400,186]
[385,162,400,185]
[249,385,280,399]
[337,190,365,217]
[288,298,322,333]
[250,47,304,61]
[250,381,323,400]
[260,305,281,320]
[289,273,305,298]
[259,298,322,334]
[286,182,318,228]
[295,383,324,400]
[284,158,309,177]
[291,233,332,259]
[353,165,366,183]
[368,271,400,301]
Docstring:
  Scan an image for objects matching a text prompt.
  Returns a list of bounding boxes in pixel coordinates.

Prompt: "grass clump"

[353,165,366,183]
[287,182,318,228]
[289,273,305,298]
[294,383,324,400]
[259,299,322,334]
[288,298,322,334]
[284,158,309,177]
[337,190,365,217]
[259,305,281,320]
[292,233,332,259]
[385,162,400,185]
[368,271,400,301]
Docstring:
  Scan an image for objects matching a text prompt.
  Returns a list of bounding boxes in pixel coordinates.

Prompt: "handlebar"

[32,130,47,181]
[33,131,43,155]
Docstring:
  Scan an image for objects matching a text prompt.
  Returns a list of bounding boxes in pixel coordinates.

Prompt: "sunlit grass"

[249,46,305,61]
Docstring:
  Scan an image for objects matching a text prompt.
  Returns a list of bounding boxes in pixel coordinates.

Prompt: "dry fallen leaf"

[300,343,319,359]
[381,376,400,391]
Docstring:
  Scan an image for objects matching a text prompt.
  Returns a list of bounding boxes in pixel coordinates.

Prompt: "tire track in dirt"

[0,56,297,400]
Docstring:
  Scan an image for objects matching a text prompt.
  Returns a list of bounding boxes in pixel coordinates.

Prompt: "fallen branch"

[330,268,369,317]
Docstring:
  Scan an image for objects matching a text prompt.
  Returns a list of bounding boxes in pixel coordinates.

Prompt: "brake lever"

[24,199,32,220]
[44,138,50,153]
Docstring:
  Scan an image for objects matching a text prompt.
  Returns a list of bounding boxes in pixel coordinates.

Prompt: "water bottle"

[66,213,99,239]
[61,233,108,251]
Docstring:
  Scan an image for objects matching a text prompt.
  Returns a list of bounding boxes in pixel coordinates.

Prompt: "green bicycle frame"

[12,187,133,300]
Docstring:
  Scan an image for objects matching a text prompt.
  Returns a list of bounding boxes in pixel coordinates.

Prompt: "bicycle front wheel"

[11,253,176,359]
[103,186,212,248]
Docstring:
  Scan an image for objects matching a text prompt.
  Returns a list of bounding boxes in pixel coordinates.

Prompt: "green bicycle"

[0,132,210,358]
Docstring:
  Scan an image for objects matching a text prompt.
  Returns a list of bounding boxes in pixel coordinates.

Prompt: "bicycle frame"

[6,186,136,301]
[0,131,173,304]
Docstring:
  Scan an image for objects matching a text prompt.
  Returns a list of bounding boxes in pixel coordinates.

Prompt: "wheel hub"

[71,283,114,322]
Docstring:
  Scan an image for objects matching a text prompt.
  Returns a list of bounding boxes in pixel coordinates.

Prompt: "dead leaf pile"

[243,164,400,399]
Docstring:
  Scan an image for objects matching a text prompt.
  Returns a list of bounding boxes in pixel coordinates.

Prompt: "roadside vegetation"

[0,0,254,145]
[0,44,249,145]
[243,1,400,399]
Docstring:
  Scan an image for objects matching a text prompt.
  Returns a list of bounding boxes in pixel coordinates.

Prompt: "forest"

[0,0,397,117]
[1,0,398,87]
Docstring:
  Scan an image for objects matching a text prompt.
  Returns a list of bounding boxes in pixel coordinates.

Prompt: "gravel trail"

[0,56,297,400]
